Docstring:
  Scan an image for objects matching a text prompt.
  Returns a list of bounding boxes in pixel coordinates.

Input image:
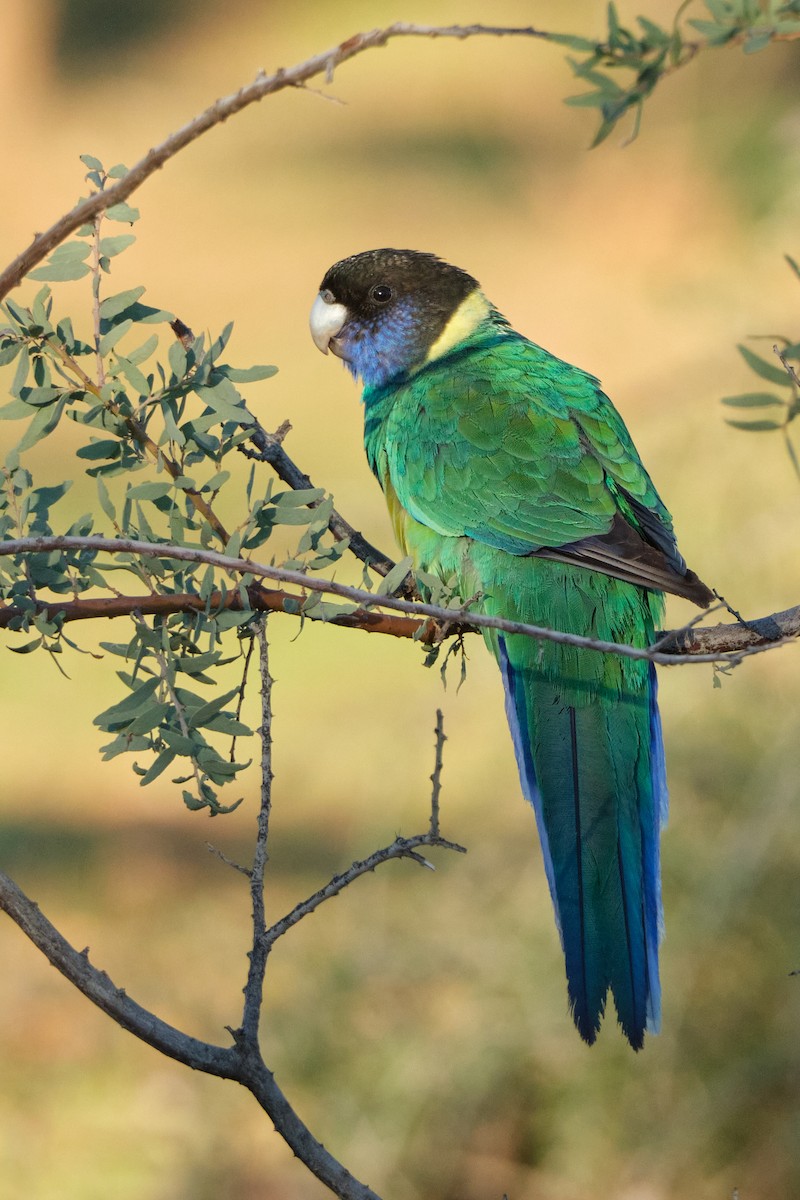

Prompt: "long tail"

[496,630,668,1050]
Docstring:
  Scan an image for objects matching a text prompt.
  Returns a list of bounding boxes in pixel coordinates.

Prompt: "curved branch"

[0,23,553,302]
[2,17,799,302]
[0,868,235,1076]
[0,533,797,664]
[0,864,381,1199]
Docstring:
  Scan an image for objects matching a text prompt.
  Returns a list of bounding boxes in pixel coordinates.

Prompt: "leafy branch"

[562,0,800,145]
[721,255,800,477]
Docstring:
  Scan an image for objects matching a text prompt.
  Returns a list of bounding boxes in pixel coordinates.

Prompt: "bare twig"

[0,532,797,666]
[263,830,467,950]
[429,709,446,838]
[263,710,465,950]
[206,843,252,877]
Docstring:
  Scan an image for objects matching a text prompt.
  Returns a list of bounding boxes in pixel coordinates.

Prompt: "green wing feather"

[375,330,678,564]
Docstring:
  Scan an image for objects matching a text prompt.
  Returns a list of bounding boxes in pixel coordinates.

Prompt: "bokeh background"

[1,2,799,1197]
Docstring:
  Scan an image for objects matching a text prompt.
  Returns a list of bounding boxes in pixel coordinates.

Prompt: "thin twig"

[429,709,446,838]
[238,619,273,1046]
[264,710,464,949]
[0,532,797,666]
[90,215,106,387]
[206,843,252,877]
[230,629,257,763]
[263,831,467,950]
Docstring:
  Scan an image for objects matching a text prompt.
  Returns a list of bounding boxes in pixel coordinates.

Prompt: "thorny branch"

[0,532,797,667]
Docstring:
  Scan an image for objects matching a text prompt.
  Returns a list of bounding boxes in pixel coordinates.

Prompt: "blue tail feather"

[497,635,667,1049]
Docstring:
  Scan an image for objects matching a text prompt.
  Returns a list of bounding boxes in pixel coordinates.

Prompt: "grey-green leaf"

[737,343,793,387]
[105,202,140,224]
[721,392,785,408]
[28,261,91,282]
[725,417,784,431]
[99,234,136,258]
[100,287,146,320]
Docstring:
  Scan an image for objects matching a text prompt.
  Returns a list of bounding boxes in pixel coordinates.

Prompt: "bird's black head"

[310,248,481,389]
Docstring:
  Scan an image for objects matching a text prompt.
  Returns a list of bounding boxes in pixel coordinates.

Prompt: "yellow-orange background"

[1,2,799,1197]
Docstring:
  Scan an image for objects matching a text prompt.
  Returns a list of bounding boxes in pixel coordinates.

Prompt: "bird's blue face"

[310,288,422,390]
[310,248,479,392]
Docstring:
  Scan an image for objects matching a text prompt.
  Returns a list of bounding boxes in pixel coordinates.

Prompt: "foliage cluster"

[721,256,800,476]
[560,0,800,144]
[0,157,357,815]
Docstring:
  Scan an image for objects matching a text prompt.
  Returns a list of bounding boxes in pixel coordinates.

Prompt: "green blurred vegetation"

[1,2,800,1198]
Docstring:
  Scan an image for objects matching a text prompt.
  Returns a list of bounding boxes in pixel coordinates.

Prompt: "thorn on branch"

[206,842,252,878]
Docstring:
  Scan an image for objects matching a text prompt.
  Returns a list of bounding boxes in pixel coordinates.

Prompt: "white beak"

[309,291,349,354]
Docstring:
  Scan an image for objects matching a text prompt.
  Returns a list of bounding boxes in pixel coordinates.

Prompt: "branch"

[2,15,798,302]
[0,582,427,639]
[0,533,797,665]
[236,620,272,1046]
[0,867,235,1076]
[242,420,409,586]
[263,709,465,950]
[0,864,382,1199]
[0,23,554,302]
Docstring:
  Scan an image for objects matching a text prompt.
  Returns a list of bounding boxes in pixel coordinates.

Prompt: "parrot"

[309,248,712,1049]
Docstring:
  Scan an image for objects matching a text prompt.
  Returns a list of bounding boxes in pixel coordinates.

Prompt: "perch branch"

[0,533,797,665]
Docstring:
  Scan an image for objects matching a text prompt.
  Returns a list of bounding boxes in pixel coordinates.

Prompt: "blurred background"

[1,1,799,1197]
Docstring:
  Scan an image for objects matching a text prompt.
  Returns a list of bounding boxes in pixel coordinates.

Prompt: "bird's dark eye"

[370,284,392,304]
